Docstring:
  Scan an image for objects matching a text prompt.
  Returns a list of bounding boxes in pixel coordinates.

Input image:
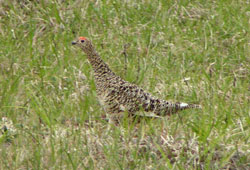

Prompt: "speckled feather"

[72,37,201,117]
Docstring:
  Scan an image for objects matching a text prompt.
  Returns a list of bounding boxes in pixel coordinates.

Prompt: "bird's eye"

[81,40,85,43]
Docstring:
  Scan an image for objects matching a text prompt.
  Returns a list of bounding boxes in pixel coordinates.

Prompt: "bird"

[72,36,201,120]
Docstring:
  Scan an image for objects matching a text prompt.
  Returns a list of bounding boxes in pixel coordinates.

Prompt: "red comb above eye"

[79,37,87,40]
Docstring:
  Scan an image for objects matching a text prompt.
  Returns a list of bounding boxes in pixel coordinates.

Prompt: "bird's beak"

[72,41,77,45]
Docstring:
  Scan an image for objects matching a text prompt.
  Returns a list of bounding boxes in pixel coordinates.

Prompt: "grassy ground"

[0,0,249,169]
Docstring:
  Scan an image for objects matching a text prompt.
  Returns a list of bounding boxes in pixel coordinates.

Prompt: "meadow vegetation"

[0,0,249,169]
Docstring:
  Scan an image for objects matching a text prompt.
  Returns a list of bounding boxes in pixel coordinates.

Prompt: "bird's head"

[72,37,94,54]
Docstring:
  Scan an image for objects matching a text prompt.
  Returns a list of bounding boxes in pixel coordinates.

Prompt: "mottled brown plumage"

[72,37,201,118]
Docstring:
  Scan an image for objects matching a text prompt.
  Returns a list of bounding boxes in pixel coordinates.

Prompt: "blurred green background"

[0,0,249,169]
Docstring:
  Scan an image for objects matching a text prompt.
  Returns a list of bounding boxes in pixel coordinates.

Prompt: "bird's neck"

[87,51,113,75]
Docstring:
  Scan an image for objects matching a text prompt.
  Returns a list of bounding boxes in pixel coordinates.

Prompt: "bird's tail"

[178,102,202,110]
[151,100,202,116]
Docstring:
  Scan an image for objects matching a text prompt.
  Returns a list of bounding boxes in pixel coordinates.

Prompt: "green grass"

[0,0,249,169]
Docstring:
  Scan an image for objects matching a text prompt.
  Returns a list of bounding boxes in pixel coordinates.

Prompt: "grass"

[0,0,249,169]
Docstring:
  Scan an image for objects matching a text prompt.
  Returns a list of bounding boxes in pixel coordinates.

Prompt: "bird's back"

[94,69,199,116]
